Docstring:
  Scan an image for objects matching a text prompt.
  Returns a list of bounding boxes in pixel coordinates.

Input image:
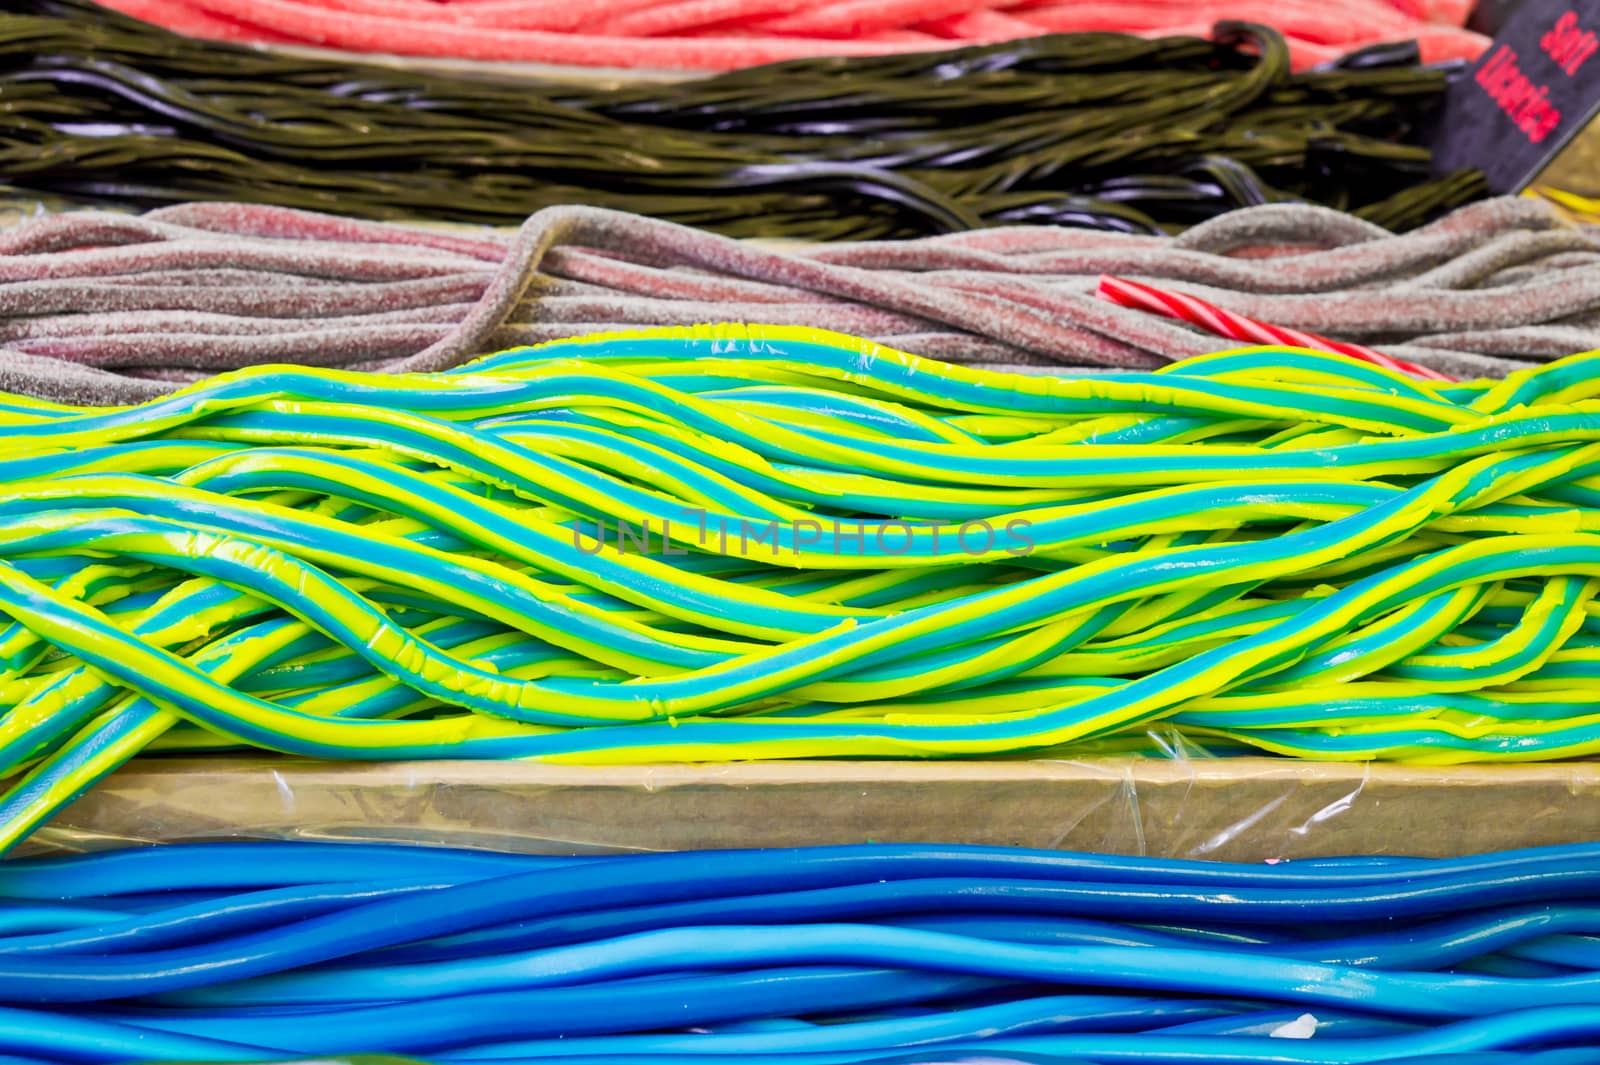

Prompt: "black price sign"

[1431,0,1600,192]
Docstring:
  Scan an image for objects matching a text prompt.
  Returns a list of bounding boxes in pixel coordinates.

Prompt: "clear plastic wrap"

[30,747,1600,861]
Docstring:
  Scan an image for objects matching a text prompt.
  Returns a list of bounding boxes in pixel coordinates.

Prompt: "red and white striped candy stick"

[1094,274,1455,382]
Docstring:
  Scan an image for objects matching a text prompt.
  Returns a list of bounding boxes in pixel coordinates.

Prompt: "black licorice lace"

[0,0,1485,238]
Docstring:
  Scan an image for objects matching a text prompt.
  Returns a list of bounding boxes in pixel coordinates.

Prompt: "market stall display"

[0,4,1592,1064]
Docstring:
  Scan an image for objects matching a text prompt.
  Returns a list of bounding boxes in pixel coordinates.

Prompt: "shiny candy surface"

[0,842,1597,1061]
[0,325,1597,851]
[0,4,1480,238]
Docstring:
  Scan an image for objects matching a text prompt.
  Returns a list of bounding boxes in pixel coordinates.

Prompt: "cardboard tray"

[31,756,1600,861]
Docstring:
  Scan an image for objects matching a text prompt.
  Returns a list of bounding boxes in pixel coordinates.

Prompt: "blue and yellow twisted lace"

[0,324,1595,850]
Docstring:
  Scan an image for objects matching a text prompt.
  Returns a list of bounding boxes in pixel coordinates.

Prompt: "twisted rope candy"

[0,325,1596,852]
[1094,274,1456,381]
[0,843,1597,1061]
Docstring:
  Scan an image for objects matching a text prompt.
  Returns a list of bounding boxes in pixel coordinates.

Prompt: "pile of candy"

[0,5,1478,238]
[7,196,1592,406]
[0,841,1597,1062]
[0,325,1596,849]
[98,0,1489,70]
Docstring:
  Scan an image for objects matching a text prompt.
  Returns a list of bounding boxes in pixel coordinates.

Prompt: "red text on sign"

[1476,45,1562,143]
[1542,12,1600,75]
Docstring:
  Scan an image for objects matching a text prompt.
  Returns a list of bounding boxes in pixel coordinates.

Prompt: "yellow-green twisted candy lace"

[0,324,1597,851]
